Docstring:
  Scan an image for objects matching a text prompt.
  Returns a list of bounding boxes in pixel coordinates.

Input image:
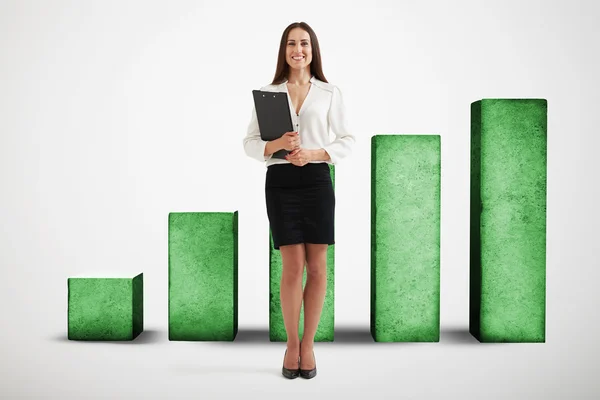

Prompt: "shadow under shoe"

[282,350,300,379]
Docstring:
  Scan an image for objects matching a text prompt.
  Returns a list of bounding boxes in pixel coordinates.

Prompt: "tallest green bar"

[470,99,547,342]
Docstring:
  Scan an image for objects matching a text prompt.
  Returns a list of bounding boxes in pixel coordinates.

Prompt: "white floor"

[2,322,596,399]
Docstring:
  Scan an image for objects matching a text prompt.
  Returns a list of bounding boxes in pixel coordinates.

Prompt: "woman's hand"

[278,132,300,151]
[285,148,313,166]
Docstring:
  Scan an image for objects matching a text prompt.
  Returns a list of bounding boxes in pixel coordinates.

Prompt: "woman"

[243,22,355,379]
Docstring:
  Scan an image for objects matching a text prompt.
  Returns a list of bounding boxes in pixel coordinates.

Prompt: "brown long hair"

[271,22,328,85]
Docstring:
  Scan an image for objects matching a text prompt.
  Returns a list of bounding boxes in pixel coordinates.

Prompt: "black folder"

[252,90,294,159]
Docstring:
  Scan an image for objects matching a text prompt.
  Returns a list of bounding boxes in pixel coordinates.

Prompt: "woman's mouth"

[292,56,304,61]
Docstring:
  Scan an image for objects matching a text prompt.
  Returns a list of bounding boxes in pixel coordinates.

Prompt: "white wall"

[1,0,598,353]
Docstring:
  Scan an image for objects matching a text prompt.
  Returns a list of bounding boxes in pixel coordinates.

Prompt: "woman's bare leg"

[300,243,328,369]
[279,243,306,369]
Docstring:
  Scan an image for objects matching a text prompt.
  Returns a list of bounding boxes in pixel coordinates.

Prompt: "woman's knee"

[280,243,305,282]
[306,263,327,280]
[305,244,328,278]
[306,259,327,279]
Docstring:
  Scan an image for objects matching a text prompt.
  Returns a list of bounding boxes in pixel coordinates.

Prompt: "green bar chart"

[269,164,336,342]
[470,99,547,343]
[64,99,548,345]
[371,135,441,342]
[168,211,238,341]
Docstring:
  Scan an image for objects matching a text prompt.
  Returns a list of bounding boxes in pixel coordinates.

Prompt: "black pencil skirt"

[265,162,335,250]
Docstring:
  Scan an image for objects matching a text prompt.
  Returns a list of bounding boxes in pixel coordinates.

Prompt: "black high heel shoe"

[300,350,317,379]
[282,350,300,379]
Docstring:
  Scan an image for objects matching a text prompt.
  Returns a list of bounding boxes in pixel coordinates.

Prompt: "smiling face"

[286,27,312,71]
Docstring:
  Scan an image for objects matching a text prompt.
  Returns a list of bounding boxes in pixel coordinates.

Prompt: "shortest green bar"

[68,272,143,341]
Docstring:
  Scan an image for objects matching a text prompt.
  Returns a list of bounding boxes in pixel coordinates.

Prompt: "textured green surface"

[371,135,440,342]
[169,212,238,341]
[68,273,143,341]
[470,99,547,343]
[269,164,335,342]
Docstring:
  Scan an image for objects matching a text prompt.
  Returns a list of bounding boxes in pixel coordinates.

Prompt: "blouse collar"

[281,75,316,85]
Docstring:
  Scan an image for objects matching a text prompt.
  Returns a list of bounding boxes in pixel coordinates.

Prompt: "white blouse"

[243,76,355,167]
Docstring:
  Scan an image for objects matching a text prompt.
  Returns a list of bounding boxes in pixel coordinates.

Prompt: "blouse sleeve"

[323,86,356,164]
[243,105,273,163]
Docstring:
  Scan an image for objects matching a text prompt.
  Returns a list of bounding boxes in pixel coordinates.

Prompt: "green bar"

[269,165,335,342]
[470,99,547,342]
[371,135,440,342]
[68,273,143,340]
[169,211,238,341]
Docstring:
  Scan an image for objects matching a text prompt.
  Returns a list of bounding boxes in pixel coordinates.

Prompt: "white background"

[1,0,599,398]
